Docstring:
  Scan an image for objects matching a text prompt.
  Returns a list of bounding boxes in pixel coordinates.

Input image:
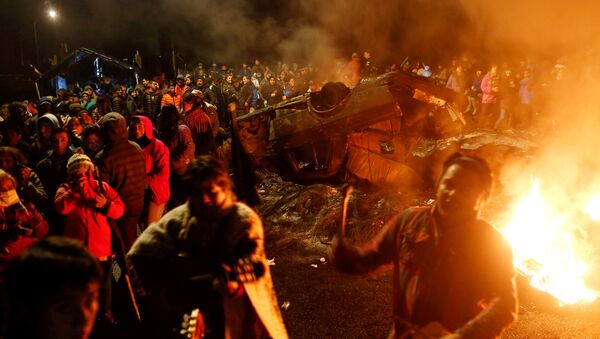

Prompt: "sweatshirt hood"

[134,115,154,140]
[99,112,128,142]
[37,113,60,132]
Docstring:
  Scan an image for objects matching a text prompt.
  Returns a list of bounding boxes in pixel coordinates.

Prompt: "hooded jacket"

[95,112,147,205]
[132,116,170,205]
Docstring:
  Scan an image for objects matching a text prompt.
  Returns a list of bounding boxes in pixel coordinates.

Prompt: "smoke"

[459,0,600,203]
[58,0,480,68]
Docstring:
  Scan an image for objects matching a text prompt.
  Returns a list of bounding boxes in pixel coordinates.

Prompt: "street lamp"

[33,8,58,66]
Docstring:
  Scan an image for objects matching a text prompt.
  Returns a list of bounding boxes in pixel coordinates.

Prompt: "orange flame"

[501,178,599,305]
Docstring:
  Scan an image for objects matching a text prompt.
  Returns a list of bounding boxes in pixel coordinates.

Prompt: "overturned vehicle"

[236,72,534,191]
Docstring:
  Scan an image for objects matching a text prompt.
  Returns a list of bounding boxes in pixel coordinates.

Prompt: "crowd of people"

[0,52,553,338]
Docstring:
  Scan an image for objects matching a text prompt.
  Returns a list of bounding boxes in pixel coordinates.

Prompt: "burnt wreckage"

[236,72,534,190]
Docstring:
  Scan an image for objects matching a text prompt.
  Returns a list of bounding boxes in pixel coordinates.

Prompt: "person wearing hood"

[95,112,147,251]
[0,170,48,261]
[27,113,61,167]
[35,128,74,211]
[129,115,170,226]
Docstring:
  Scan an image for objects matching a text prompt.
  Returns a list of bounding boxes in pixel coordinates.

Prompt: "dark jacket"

[35,148,74,203]
[333,206,517,338]
[238,83,254,109]
[164,122,195,175]
[111,95,129,119]
[260,83,283,106]
[11,165,47,212]
[27,113,60,167]
[126,95,138,118]
[197,84,217,105]
[95,112,147,205]
[142,91,161,119]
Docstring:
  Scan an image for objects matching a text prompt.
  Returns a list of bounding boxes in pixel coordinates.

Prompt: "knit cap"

[67,153,94,175]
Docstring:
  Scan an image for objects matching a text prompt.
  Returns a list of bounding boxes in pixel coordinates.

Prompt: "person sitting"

[1,236,103,339]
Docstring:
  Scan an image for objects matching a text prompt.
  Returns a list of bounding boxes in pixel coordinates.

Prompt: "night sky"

[1,0,598,77]
[1,0,476,75]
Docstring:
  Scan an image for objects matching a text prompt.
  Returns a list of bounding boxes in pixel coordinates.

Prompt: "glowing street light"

[34,8,59,66]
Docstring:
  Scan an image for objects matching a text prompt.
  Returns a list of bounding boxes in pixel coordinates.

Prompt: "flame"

[501,178,600,305]
[585,193,600,222]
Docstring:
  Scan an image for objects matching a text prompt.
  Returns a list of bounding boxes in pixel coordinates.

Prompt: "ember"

[501,178,600,305]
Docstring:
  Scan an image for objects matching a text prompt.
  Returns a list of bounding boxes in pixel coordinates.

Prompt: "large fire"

[500,177,600,305]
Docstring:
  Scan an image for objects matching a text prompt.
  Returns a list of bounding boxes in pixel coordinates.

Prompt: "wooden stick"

[340,185,353,237]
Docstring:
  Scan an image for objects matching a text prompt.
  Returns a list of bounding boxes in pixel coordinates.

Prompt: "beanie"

[67,153,94,175]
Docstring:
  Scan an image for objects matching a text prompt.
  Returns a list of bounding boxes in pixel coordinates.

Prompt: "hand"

[329,235,357,273]
[14,206,31,222]
[21,167,31,184]
[95,194,108,209]
[213,264,242,297]
[232,258,264,283]
[75,175,89,192]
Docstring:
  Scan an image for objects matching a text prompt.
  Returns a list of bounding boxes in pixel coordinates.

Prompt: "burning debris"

[237,71,533,191]
[497,178,600,306]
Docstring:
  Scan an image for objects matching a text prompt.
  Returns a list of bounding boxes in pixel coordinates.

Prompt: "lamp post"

[33,8,58,66]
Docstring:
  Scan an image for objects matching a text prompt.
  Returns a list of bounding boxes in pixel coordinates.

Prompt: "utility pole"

[33,20,40,66]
